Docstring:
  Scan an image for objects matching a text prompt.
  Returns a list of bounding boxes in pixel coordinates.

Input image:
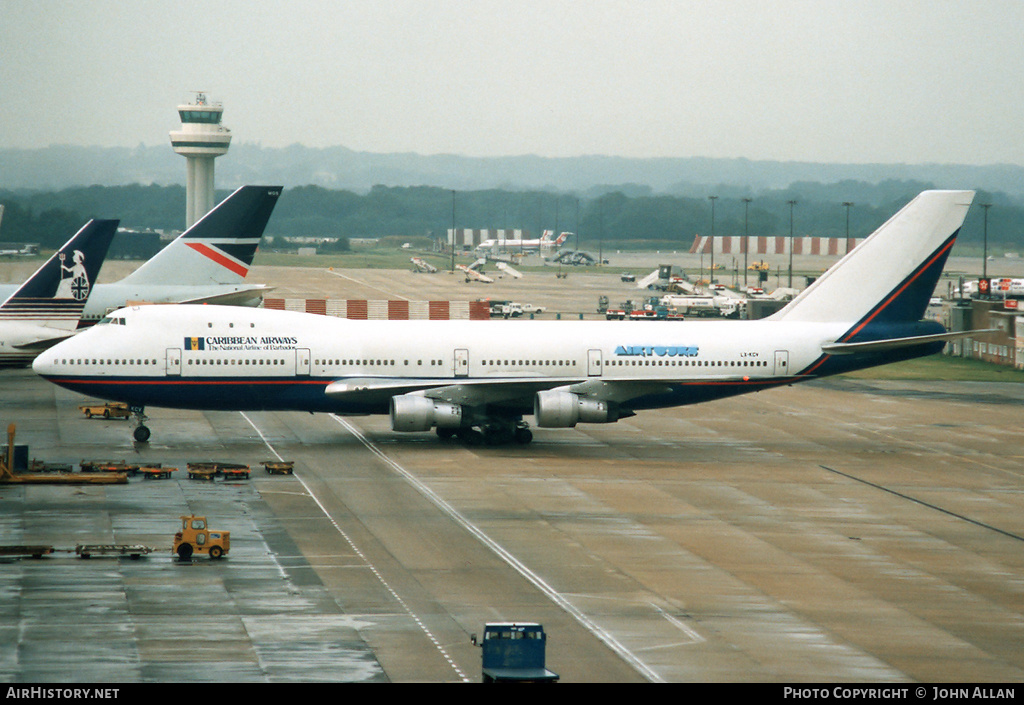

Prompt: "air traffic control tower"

[169,92,232,227]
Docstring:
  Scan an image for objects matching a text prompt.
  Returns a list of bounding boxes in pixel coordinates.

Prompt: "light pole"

[981,202,991,294]
[742,197,752,287]
[843,202,854,255]
[450,190,456,273]
[575,197,580,252]
[708,195,718,286]
[787,199,797,288]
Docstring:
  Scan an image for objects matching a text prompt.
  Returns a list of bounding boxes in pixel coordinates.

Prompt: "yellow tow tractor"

[78,401,130,420]
[173,515,230,561]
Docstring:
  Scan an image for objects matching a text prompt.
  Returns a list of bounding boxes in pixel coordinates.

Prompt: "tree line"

[1,180,1019,252]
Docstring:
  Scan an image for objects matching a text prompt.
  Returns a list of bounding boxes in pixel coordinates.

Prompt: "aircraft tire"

[484,425,514,446]
[133,425,151,443]
[514,427,533,445]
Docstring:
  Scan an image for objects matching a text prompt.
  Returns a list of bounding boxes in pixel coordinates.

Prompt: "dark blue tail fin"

[0,219,119,329]
[119,185,282,285]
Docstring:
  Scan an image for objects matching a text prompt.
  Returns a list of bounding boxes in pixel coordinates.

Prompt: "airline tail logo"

[55,250,91,301]
[184,242,251,277]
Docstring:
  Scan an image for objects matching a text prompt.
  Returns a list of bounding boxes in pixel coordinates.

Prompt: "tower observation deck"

[169,92,232,227]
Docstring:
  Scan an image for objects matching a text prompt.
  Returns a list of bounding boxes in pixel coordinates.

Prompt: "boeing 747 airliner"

[34,190,976,445]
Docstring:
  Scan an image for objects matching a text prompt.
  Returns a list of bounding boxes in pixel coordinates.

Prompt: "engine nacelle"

[390,394,463,432]
[533,390,617,428]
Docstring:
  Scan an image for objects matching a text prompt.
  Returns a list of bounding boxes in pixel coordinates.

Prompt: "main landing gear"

[437,420,533,446]
[129,406,151,443]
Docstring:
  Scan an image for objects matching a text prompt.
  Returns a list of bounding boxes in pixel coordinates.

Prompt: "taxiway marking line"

[820,464,1024,543]
[329,414,666,683]
[240,412,470,682]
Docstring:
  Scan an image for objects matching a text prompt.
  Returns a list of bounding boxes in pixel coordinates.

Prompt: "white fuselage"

[32,304,849,416]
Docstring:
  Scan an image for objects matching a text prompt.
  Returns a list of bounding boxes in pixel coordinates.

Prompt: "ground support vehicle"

[262,461,294,475]
[475,622,559,683]
[78,402,130,419]
[0,546,54,559]
[219,463,251,480]
[172,516,230,561]
[81,460,139,476]
[186,461,251,480]
[76,544,153,559]
[139,466,176,480]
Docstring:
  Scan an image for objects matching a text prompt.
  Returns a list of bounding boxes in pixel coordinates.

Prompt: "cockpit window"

[97,316,127,326]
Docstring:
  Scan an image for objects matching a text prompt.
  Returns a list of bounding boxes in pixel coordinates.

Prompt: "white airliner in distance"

[0,185,282,327]
[1,219,117,366]
[35,191,978,445]
[475,230,570,256]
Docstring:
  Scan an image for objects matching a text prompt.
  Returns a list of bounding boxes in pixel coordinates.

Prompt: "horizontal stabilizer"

[176,285,273,306]
[13,333,75,351]
[821,329,996,355]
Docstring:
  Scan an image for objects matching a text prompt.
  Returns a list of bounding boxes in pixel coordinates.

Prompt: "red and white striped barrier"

[689,235,862,256]
[262,298,491,320]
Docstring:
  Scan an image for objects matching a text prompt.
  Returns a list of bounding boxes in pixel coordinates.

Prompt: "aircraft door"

[296,348,311,377]
[166,348,182,376]
[587,349,603,377]
[773,350,789,376]
[454,348,469,377]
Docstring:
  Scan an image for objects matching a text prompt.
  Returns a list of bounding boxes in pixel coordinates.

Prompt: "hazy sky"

[3,0,1023,165]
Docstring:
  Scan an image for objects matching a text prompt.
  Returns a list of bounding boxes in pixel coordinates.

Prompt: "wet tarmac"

[1,260,1023,683]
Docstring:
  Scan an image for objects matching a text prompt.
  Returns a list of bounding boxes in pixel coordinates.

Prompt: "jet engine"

[390,394,463,432]
[533,390,617,428]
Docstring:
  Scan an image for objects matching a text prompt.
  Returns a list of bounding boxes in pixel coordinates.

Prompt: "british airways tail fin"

[0,219,118,330]
[119,185,282,287]
[771,190,974,342]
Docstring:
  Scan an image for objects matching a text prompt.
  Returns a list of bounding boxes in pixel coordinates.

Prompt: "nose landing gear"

[129,406,150,443]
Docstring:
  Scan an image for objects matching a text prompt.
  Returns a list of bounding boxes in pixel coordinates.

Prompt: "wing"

[325,376,584,410]
[324,375,681,416]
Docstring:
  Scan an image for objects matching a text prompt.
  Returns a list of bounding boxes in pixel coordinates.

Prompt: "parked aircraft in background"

[35,191,978,445]
[1,220,117,366]
[0,243,39,258]
[0,185,282,327]
[0,205,39,258]
[475,230,570,256]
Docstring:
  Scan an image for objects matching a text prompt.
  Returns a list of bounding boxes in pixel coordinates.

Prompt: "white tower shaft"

[170,93,232,228]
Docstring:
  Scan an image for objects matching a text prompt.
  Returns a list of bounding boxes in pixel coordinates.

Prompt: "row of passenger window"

[187,358,286,366]
[312,358,768,369]
[314,359,445,366]
[55,358,158,366]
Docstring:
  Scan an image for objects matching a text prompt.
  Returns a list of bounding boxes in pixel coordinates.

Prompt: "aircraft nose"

[32,347,57,376]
